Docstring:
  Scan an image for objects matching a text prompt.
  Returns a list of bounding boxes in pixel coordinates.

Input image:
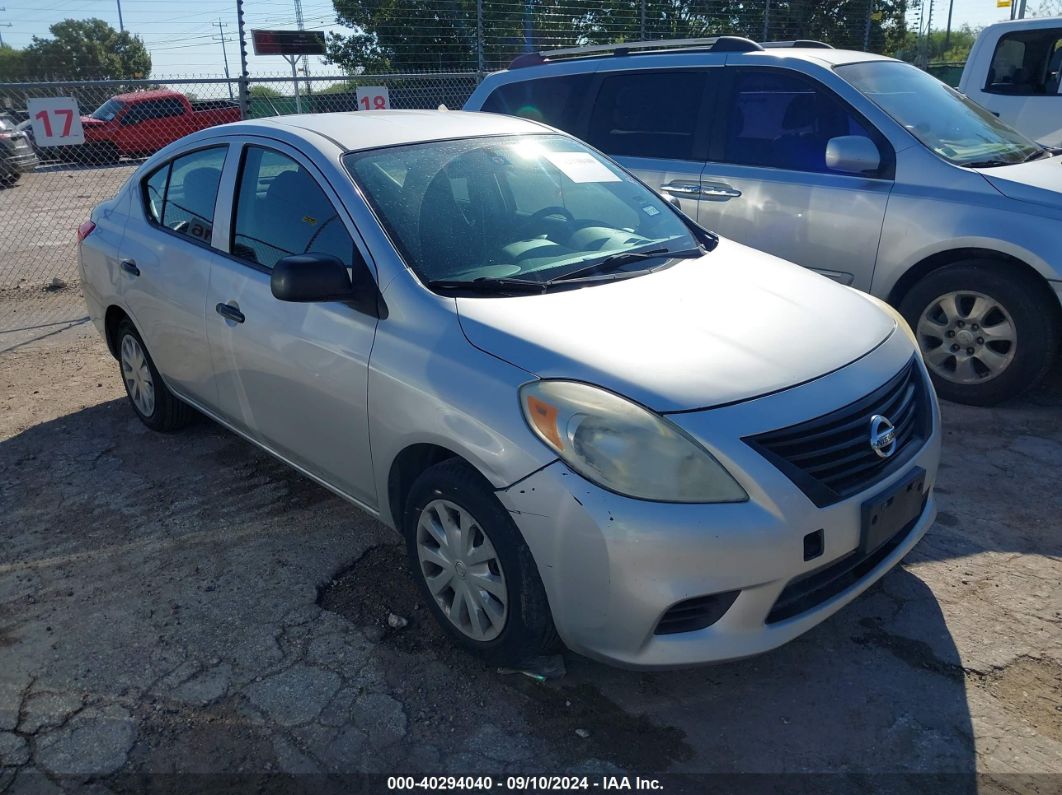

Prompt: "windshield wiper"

[428,277,548,294]
[1021,148,1050,163]
[964,159,1015,168]
[548,246,702,284]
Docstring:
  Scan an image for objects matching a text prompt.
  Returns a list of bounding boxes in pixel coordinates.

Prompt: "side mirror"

[271,253,356,302]
[825,136,881,175]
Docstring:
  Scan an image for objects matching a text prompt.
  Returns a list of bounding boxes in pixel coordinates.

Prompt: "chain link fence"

[0,71,482,339]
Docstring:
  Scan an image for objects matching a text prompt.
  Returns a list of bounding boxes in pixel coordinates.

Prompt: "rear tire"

[402,459,560,666]
[115,320,195,432]
[899,261,1058,405]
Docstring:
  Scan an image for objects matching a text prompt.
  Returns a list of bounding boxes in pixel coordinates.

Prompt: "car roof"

[229,110,552,152]
[113,89,181,102]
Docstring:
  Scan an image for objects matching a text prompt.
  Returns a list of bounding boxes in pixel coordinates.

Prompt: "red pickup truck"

[80,89,240,161]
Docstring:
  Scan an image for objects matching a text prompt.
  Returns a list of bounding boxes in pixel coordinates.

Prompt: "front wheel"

[900,262,1059,405]
[403,459,559,666]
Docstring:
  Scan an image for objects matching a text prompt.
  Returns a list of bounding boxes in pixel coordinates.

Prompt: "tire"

[899,261,1059,405]
[115,319,195,432]
[402,459,560,666]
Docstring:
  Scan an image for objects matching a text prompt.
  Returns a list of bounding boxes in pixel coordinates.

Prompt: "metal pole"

[763,0,771,41]
[1017,0,1028,18]
[476,0,484,72]
[288,55,303,113]
[236,0,250,119]
[641,0,647,39]
[863,1,873,51]
[116,0,124,32]
[943,0,954,51]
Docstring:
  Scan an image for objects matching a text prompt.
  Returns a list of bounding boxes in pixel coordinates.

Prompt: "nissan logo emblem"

[869,414,897,459]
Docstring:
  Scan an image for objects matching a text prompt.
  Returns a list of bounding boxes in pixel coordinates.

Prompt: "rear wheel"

[116,320,195,432]
[402,459,559,666]
[900,261,1058,405]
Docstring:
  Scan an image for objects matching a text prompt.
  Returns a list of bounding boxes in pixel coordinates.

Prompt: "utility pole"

[0,6,10,47]
[293,0,310,105]
[213,19,234,99]
[116,0,124,32]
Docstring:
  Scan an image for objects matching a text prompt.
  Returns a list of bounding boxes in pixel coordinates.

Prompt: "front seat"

[1046,47,1062,94]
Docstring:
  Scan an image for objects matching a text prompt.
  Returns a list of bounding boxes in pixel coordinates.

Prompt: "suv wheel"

[900,261,1058,405]
[116,319,195,431]
[402,459,559,666]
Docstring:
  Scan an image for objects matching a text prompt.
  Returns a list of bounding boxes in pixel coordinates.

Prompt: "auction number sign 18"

[356,86,391,111]
[27,96,85,147]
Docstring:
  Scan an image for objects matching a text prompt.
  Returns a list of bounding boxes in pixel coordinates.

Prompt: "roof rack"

[761,40,834,49]
[509,36,762,69]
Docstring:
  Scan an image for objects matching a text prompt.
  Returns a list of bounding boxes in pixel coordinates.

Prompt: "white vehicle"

[959,17,1062,147]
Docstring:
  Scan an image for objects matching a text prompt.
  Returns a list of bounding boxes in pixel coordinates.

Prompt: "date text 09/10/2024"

[386,776,665,791]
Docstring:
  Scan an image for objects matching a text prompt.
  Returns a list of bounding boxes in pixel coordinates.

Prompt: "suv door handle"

[120,259,140,277]
[215,302,245,324]
[661,182,703,197]
[699,182,743,201]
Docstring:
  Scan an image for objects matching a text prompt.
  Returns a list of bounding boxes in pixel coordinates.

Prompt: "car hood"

[976,155,1062,208]
[456,239,896,412]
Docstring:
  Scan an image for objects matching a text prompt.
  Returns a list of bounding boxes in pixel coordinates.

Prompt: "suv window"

[142,146,226,244]
[724,70,876,174]
[231,146,355,269]
[480,74,591,130]
[587,71,705,160]
[987,29,1062,95]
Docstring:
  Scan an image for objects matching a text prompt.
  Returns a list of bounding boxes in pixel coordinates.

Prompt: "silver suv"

[466,37,1062,405]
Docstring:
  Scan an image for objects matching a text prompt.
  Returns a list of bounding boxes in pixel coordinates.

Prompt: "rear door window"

[141,146,227,244]
[480,75,591,131]
[231,146,355,269]
[586,71,707,160]
[987,28,1062,95]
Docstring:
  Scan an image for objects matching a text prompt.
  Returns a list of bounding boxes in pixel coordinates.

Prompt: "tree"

[22,19,151,80]
[326,0,908,74]
[0,44,26,80]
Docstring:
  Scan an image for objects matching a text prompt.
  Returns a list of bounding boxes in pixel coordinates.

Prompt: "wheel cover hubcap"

[915,290,1016,385]
[416,499,508,642]
[120,335,155,416]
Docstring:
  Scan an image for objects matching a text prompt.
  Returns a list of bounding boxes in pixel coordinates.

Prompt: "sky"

[0,0,1042,79]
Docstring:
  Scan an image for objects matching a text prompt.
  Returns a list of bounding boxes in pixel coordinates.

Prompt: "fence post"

[477,0,485,72]
[640,0,646,39]
[236,0,250,119]
[762,0,771,41]
[863,1,873,51]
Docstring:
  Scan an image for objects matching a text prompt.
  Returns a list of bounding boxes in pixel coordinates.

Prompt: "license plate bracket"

[860,467,926,555]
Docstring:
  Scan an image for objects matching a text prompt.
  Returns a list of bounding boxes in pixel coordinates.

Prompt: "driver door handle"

[120,259,140,277]
[661,181,742,202]
[215,302,245,324]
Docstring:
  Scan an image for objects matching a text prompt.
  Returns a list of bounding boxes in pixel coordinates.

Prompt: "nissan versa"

[78,111,941,668]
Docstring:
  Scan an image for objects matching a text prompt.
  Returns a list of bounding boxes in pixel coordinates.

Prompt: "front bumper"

[496,329,942,669]
[2,150,38,174]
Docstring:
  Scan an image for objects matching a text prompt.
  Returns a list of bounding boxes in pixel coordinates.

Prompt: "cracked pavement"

[1,320,1060,790]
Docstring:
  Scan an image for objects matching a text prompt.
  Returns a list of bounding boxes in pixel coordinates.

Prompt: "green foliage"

[892,23,979,64]
[249,85,284,98]
[0,44,26,80]
[22,18,151,80]
[326,0,909,73]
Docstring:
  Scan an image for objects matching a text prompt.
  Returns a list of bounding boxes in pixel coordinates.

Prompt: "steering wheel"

[519,206,576,238]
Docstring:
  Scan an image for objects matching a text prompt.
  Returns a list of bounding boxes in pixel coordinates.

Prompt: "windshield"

[344,134,698,288]
[91,98,125,122]
[836,61,1042,167]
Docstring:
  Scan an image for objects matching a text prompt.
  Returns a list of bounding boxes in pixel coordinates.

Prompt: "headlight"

[519,380,747,503]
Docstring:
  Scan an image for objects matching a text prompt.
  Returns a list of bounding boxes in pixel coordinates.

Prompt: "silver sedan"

[79,110,941,668]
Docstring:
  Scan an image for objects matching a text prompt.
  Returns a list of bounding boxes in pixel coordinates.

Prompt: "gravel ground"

[0,319,1060,792]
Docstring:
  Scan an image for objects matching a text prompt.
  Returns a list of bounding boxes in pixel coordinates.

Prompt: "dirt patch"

[981,656,1062,743]
[318,544,693,770]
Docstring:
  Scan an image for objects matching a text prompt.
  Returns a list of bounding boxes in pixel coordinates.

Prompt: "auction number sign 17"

[27,97,85,147]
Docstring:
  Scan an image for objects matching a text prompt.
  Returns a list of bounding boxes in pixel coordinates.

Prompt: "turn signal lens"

[77,221,96,242]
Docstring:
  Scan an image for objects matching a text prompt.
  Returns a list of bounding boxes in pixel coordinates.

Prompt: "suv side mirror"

[825,136,881,175]
[271,253,356,302]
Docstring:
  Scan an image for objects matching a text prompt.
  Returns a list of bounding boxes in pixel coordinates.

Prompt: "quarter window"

[480,75,591,131]
[231,147,355,269]
[986,29,1062,95]
[724,71,877,174]
[586,71,706,160]
[141,146,226,244]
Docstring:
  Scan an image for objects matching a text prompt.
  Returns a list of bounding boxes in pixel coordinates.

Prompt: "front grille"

[655,590,740,635]
[765,500,924,624]
[745,359,930,507]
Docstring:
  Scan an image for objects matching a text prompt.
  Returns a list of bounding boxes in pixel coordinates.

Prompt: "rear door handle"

[120,259,140,277]
[215,302,245,324]
[699,182,743,201]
